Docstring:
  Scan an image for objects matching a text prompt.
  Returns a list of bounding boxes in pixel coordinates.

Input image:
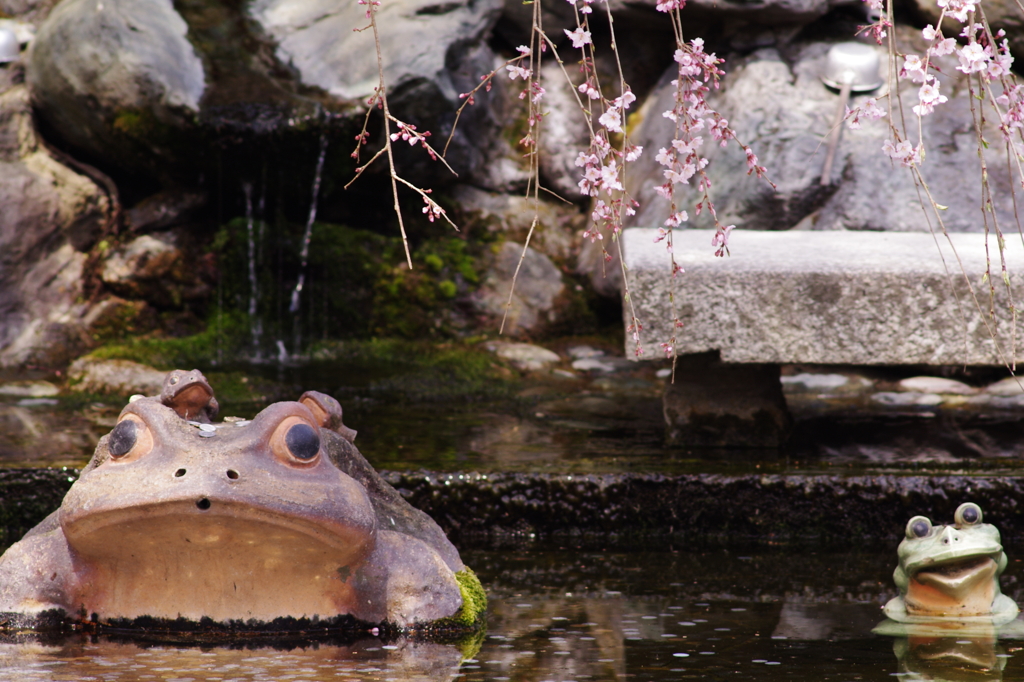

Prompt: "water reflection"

[6,549,1013,680]
[876,620,1024,681]
[893,635,1007,681]
[0,636,465,682]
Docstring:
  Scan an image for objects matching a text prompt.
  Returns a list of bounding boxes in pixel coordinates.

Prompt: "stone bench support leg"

[663,352,792,448]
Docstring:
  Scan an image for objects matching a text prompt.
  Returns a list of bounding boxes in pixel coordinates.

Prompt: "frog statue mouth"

[906,555,999,617]
[62,496,378,624]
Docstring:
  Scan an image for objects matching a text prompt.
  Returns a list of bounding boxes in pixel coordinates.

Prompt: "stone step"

[4,467,1024,549]
[622,229,1024,365]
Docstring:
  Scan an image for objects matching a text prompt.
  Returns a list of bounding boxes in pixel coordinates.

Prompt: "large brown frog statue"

[0,370,485,633]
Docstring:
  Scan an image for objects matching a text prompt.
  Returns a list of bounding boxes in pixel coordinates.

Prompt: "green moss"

[86,299,154,346]
[424,566,487,640]
[111,107,183,146]
[309,339,516,402]
[437,280,457,299]
[212,219,488,346]
[86,310,249,369]
[453,567,488,627]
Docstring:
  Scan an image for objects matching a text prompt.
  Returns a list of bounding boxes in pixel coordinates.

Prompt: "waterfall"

[289,133,328,316]
[243,182,263,360]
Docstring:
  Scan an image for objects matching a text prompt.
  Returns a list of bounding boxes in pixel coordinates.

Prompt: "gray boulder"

[624,30,1017,236]
[250,0,504,179]
[453,184,580,261]
[67,357,166,396]
[914,0,1024,61]
[472,241,567,334]
[0,81,110,368]
[250,0,499,103]
[608,0,840,25]
[537,60,590,201]
[100,232,210,308]
[27,0,204,175]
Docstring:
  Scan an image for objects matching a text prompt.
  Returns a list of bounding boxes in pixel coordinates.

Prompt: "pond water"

[5,548,1021,681]
[4,358,1024,680]
[5,358,1024,476]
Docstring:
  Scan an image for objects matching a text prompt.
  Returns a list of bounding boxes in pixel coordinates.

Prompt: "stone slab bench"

[622,229,1024,366]
[621,229,1024,446]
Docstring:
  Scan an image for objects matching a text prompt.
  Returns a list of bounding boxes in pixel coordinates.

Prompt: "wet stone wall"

[4,467,1024,550]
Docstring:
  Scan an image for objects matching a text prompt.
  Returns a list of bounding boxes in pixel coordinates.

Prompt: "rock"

[79,296,155,341]
[898,376,976,395]
[100,232,210,308]
[27,0,205,175]
[986,377,1024,396]
[0,380,58,397]
[536,60,590,200]
[914,0,1024,61]
[571,357,631,373]
[250,0,498,102]
[989,394,1024,409]
[663,353,791,447]
[249,0,503,180]
[780,373,849,390]
[485,341,561,371]
[453,184,579,262]
[577,234,622,297]
[0,1,55,26]
[495,0,577,46]
[871,392,944,407]
[473,241,566,334]
[67,358,166,396]
[567,345,605,360]
[623,29,1016,235]
[0,81,111,368]
[125,189,205,234]
[610,0,831,26]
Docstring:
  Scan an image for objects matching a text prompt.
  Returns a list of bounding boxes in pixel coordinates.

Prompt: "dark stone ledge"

[386,471,1022,549]
[2,468,1021,550]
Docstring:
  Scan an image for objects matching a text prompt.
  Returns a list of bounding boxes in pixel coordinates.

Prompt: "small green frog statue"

[884,502,1019,624]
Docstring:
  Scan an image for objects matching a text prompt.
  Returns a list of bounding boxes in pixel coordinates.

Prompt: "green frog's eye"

[955,502,983,527]
[907,516,932,539]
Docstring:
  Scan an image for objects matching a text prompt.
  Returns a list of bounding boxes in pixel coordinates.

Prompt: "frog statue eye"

[270,416,322,466]
[286,423,320,461]
[955,502,983,527]
[906,516,932,539]
[106,415,154,463]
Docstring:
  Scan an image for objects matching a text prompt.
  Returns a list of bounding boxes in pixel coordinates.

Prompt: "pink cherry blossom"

[578,82,601,100]
[598,108,623,133]
[931,38,956,57]
[600,161,624,192]
[564,27,592,49]
[506,64,531,80]
[957,43,990,74]
[901,55,931,83]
